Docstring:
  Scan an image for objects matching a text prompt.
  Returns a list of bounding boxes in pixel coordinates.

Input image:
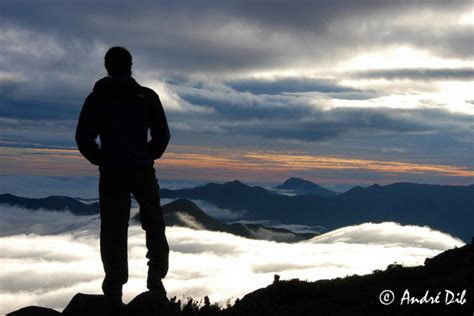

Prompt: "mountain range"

[160,180,474,242]
[134,199,315,242]
[1,178,472,242]
[0,194,315,242]
[0,193,100,215]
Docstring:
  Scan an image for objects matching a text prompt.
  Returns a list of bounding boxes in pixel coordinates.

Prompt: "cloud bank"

[0,205,464,314]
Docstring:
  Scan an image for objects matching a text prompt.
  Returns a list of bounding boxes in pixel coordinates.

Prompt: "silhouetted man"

[76,47,170,308]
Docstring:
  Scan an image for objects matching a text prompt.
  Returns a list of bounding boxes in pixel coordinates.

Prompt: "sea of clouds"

[0,204,464,315]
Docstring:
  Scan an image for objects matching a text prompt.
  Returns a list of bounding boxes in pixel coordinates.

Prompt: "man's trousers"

[99,169,169,295]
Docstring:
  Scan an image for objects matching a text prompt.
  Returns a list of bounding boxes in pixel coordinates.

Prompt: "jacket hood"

[93,75,141,95]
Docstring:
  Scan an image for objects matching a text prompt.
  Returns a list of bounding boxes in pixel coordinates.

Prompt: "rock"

[7,306,61,316]
[273,274,280,284]
[124,291,179,316]
[8,291,179,316]
[62,293,109,316]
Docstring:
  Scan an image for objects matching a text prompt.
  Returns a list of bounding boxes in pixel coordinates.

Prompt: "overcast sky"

[0,0,473,186]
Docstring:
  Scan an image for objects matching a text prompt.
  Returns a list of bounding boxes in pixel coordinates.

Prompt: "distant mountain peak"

[229,179,246,184]
[167,198,199,209]
[224,180,250,188]
[282,177,322,187]
[274,177,337,197]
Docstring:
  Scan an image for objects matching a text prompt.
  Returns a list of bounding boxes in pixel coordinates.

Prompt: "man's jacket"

[75,75,170,172]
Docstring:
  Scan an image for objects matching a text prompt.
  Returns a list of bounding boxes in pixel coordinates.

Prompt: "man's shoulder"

[84,91,99,104]
[139,86,160,101]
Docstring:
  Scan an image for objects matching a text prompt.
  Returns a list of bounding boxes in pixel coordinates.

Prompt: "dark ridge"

[0,193,99,215]
[0,193,315,242]
[3,180,473,242]
[161,181,474,242]
[134,198,316,242]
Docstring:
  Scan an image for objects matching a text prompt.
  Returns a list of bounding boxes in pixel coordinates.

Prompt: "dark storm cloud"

[350,68,474,80]
[0,0,471,107]
[0,117,77,150]
[0,99,80,120]
[0,24,104,123]
[0,0,470,123]
[223,77,379,101]
[225,77,360,95]
[222,0,469,30]
[171,81,473,142]
[221,107,431,142]
[3,75,472,153]
[177,91,315,120]
[386,23,474,59]
[0,0,472,75]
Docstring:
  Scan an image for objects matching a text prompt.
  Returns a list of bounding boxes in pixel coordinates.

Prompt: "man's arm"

[148,92,170,160]
[75,94,101,166]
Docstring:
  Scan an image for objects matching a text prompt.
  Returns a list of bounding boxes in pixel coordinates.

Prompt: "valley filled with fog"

[0,202,464,314]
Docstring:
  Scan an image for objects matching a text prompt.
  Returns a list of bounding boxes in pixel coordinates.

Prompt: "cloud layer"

[0,0,473,184]
[0,205,464,314]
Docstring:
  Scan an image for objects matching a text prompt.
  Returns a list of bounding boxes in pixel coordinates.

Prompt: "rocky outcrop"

[8,292,180,316]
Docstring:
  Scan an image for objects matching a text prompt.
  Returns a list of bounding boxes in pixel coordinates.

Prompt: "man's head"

[104,47,132,77]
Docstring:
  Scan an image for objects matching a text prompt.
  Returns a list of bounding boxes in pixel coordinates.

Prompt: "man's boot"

[147,265,167,298]
[102,277,124,312]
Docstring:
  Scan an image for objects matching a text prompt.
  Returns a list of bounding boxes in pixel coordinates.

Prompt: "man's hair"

[104,46,132,77]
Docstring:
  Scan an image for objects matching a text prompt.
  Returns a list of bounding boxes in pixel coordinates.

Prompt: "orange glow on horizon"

[1,146,473,183]
[240,153,474,177]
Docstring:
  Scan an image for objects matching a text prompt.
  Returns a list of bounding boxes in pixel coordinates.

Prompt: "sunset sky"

[1,0,473,186]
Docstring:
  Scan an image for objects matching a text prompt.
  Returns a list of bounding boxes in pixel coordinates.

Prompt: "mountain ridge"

[0,193,100,215]
[160,181,474,242]
[2,180,473,241]
[0,194,315,242]
[134,198,315,242]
